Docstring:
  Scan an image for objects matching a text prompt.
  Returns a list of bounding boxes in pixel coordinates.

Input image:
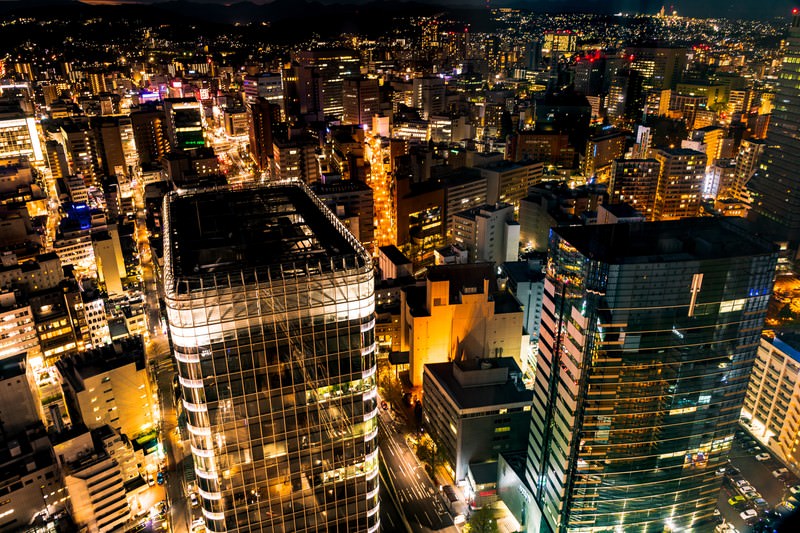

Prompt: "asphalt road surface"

[378,406,457,532]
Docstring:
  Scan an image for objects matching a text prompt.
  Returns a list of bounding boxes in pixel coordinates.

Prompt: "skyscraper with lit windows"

[164,181,379,533]
[525,218,776,533]
[749,11,800,265]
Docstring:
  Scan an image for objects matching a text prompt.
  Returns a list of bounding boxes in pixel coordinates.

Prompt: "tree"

[466,506,500,533]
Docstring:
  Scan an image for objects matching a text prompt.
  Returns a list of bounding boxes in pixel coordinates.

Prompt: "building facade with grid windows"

[524,218,776,533]
[163,181,379,532]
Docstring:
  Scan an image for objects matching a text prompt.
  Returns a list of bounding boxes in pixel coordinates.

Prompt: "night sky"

[71,0,799,21]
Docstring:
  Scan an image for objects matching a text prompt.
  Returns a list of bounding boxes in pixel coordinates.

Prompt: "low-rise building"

[423,357,533,482]
[452,203,519,266]
[401,263,526,386]
[62,448,130,533]
[0,291,39,362]
[0,425,63,532]
[0,354,41,435]
[56,337,154,441]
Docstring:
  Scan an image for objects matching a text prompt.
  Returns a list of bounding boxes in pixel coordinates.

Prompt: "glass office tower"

[525,218,776,533]
[163,182,379,532]
[749,12,800,251]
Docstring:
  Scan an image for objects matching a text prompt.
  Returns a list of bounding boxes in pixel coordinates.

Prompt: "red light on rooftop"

[629,54,635,61]
[794,7,799,14]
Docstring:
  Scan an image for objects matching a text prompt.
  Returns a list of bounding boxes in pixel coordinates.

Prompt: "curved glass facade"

[164,182,379,532]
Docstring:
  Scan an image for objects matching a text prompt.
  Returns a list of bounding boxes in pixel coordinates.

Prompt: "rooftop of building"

[405,263,500,316]
[475,159,542,172]
[654,147,705,157]
[453,202,514,221]
[492,290,523,314]
[166,183,364,278]
[424,357,531,411]
[771,333,800,364]
[56,336,145,393]
[499,261,545,284]
[379,245,412,266]
[588,128,628,141]
[468,461,498,486]
[599,203,642,219]
[310,179,372,195]
[0,353,26,381]
[498,450,531,492]
[427,262,494,293]
[695,125,725,132]
[554,217,776,265]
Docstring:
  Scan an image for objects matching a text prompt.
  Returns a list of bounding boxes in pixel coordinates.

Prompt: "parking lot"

[717,427,797,531]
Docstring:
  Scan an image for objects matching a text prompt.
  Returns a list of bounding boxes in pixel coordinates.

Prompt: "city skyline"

[0,2,798,533]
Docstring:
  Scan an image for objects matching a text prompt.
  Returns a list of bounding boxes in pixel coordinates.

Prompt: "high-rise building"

[130,107,170,165]
[56,337,154,440]
[87,70,107,95]
[609,158,661,220]
[583,128,628,180]
[653,147,706,220]
[623,46,688,90]
[542,30,577,58]
[477,159,545,209]
[163,182,379,533]
[525,218,776,533]
[292,49,361,120]
[342,76,380,127]
[573,53,606,96]
[412,76,446,119]
[0,112,43,161]
[242,72,284,111]
[606,69,644,126]
[164,97,205,151]
[689,125,725,169]
[734,138,765,200]
[92,116,137,179]
[61,120,101,186]
[272,137,320,183]
[423,357,533,482]
[247,98,281,173]
[45,140,69,180]
[705,158,737,199]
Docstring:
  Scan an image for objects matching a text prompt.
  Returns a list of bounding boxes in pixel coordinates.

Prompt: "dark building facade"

[525,218,776,533]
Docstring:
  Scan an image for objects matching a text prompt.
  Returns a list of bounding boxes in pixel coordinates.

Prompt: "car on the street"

[156,471,165,485]
[190,493,199,507]
[742,488,761,500]
[381,400,388,410]
[773,468,790,478]
[728,495,746,506]
[739,509,758,522]
[754,497,769,510]
[790,484,800,495]
[756,453,772,461]
[725,466,740,476]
